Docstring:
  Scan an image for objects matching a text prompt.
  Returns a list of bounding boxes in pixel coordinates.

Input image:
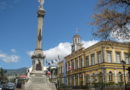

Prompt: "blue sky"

[0,0,99,69]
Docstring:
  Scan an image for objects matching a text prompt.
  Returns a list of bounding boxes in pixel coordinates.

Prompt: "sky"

[0,0,99,69]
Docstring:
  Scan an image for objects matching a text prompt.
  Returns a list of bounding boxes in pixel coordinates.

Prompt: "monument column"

[31,0,45,73]
[36,1,45,50]
[25,1,56,90]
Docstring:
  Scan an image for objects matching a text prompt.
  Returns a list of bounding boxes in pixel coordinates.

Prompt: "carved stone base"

[24,74,56,90]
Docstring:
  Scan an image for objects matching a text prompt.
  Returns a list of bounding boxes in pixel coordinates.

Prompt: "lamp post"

[127,67,130,82]
[121,60,127,90]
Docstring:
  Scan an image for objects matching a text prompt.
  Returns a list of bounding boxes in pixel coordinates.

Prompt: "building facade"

[58,40,130,88]
[58,61,64,86]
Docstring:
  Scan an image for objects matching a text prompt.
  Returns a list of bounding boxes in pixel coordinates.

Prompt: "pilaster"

[112,48,116,63]
[78,57,80,68]
[74,59,76,70]
[83,73,85,85]
[78,74,80,86]
[114,70,118,83]
[121,50,124,61]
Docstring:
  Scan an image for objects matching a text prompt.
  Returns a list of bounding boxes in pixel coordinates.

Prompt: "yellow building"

[58,34,130,88]
[57,61,64,85]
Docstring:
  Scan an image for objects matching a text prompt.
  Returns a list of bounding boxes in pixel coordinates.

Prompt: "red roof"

[47,71,51,75]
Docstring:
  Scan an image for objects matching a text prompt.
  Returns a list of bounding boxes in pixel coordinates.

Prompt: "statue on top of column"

[38,0,44,8]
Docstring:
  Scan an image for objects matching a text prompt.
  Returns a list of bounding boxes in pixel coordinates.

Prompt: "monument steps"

[24,75,57,90]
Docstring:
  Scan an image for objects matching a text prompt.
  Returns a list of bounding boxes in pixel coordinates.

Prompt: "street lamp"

[126,67,130,82]
[121,60,127,90]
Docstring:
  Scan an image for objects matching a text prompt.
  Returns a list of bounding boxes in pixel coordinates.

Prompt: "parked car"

[0,85,2,90]
[6,82,16,90]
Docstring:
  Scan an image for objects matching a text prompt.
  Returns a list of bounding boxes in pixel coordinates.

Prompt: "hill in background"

[6,67,27,76]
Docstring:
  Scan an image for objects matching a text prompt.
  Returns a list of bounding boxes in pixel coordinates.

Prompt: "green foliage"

[0,68,8,83]
[127,82,130,85]
[106,82,115,86]
[118,82,124,86]
[9,78,16,83]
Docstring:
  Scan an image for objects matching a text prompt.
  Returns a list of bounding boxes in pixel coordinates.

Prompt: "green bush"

[106,82,115,86]
[127,82,130,85]
[118,82,124,86]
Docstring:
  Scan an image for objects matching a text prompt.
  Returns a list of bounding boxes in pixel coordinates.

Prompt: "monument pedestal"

[24,73,56,90]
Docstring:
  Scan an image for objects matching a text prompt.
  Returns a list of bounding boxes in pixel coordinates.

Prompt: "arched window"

[75,74,78,86]
[118,72,123,82]
[86,74,90,84]
[97,51,101,64]
[92,73,96,83]
[107,51,112,63]
[91,54,95,65]
[79,73,83,86]
[108,71,113,81]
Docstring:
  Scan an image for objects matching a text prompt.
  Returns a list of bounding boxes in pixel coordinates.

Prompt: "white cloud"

[44,42,71,60]
[0,53,20,63]
[27,40,98,61]
[27,42,71,61]
[82,40,98,48]
[0,54,6,58]
[27,51,33,57]
[11,49,16,53]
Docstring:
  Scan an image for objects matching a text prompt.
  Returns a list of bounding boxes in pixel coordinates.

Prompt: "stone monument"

[24,0,56,90]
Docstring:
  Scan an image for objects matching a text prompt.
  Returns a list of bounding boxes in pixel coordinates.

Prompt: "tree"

[0,68,7,77]
[92,0,130,40]
[0,68,7,83]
